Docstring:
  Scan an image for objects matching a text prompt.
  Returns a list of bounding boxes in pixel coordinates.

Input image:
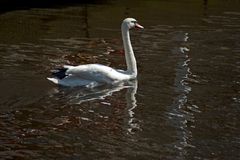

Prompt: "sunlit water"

[0,0,239,159]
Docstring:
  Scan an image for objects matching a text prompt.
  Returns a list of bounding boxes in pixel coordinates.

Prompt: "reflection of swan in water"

[49,80,139,134]
[125,80,139,134]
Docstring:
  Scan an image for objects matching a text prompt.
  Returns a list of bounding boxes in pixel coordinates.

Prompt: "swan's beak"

[135,23,144,29]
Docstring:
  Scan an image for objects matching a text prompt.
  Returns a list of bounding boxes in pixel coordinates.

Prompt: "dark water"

[0,0,240,159]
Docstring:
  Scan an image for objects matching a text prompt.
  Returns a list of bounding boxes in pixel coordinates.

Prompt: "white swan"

[47,18,144,87]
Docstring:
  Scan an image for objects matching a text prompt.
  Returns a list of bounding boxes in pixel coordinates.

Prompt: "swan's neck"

[121,26,137,77]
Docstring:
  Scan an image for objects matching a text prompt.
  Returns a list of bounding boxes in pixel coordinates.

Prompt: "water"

[0,0,240,159]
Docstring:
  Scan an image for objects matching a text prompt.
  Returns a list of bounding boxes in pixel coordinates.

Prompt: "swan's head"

[122,18,144,30]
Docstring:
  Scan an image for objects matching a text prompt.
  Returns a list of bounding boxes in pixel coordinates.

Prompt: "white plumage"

[47,18,143,87]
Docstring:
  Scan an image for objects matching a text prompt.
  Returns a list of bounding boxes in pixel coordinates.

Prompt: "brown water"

[0,0,240,159]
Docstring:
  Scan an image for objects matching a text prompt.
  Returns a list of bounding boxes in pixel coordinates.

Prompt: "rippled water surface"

[0,0,240,159]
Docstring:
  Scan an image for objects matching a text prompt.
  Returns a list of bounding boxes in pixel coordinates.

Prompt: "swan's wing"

[48,64,131,87]
[66,64,123,83]
[48,65,102,87]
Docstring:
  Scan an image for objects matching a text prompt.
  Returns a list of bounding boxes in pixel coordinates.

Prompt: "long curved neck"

[121,25,137,77]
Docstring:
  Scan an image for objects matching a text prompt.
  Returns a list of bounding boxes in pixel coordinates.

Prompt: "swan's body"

[47,18,143,87]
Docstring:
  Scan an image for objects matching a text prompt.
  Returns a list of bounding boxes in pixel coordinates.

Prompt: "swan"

[47,18,144,87]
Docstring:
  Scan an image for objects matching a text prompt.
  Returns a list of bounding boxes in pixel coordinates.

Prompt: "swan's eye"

[131,21,137,24]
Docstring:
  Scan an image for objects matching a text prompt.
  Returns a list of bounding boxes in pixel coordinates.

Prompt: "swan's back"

[66,64,132,83]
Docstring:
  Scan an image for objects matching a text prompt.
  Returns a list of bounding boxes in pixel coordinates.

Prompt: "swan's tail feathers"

[47,77,59,84]
[51,68,68,79]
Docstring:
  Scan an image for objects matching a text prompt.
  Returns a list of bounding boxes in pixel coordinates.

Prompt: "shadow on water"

[0,0,108,14]
[203,0,208,16]
[82,5,90,38]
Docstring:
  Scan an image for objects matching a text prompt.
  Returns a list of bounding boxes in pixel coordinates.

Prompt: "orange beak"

[135,23,144,29]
